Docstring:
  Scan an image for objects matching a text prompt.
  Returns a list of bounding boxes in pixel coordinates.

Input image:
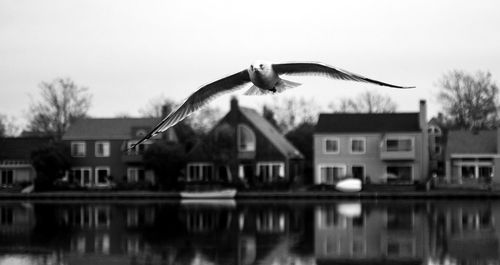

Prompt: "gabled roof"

[62,118,160,140]
[0,137,52,160]
[446,130,497,155]
[315,113,421,133]
[240,107,303,159]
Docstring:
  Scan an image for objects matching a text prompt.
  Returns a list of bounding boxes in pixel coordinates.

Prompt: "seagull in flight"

[128,61,414,149]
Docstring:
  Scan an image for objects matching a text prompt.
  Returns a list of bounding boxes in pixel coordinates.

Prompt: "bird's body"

[248,61,278,91]
[128,61,414,150]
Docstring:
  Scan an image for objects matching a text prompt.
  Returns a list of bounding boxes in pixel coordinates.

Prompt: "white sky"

[1,0,499,128]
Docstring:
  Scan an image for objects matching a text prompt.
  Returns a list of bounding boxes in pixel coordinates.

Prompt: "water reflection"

[0,200,500,264]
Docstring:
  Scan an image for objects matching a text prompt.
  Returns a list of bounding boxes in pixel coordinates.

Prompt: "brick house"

[62,118,180,188]
[186,97,304,188]
[313,100,429,185]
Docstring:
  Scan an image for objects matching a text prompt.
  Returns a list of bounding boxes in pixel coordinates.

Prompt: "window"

[351,165,365,180]
[386,166,413,182]
[319,165,346,184]
[385,137,413,152]
[238,124,256,152]
[71,168,92,186]
[352,238,366,256]
[127,141,150,155]
[71,141,86,157]
[434,146,442,155]
[0,207,13,225]
[95,141,110,157]
[324,138,339,154]
[350,137,365,154]
[386,239,415,257]
[187,163,213,182]
[1,169,14,186]
[387,207,413,230]
[428,125,442,135]
[127,168,145,182]
[95,167,110,185]
[257,162,285,183]
[256,211,286,233]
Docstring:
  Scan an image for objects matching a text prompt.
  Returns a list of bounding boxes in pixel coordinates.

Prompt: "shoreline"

[1,189,500,200]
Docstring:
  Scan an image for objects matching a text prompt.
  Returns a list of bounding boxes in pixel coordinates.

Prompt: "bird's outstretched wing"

[128,69,251,150]
[272,62,414,89]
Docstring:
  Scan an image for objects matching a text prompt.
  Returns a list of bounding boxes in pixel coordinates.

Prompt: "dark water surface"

[0,199,499,265]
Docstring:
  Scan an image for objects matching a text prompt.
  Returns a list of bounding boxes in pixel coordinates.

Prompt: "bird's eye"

[259,64,264,69]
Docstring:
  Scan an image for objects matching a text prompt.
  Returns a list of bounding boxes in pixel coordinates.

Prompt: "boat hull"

[335,178,362,192]
[180,189,237,199]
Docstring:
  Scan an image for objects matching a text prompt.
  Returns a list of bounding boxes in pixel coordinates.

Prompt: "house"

[444,129,500,185]
[62,117,180,188]
[0,137,52,187]
[428,114,446,177]
[313,100,429,185]
[186,97,304,188]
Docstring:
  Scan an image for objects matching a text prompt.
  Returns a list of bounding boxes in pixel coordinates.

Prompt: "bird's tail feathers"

[275,78,302,93]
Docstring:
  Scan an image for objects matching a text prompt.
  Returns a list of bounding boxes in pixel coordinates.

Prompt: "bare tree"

[0,115,5,137]
[139,95,177,118]
[27,78,92,139]
[333,91,397,113]
[437,70,499,130]
[0,114,20,137]
[139,95,222,135]
[263,97,321,133]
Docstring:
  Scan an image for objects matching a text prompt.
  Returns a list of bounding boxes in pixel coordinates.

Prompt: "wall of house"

[313,132,427,184]
[67,139,156,185]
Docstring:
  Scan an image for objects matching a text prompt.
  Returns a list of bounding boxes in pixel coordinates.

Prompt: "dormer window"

[237,124,256,152]
[136,129,147,137]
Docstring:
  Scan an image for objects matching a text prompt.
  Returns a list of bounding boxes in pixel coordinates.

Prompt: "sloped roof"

[0,137,52,160]
[446,130,497,155]
[315,113,421,133]
[62,118,160,140]
[240,107,303,159]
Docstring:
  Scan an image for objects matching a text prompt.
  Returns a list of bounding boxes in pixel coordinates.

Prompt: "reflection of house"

[186,97,304,187]
[0,137,51,187]
[314,203,429,263]
[430,202,499,263]
[445,130,500,185]
[62,117,180,187]
[0,204,36,236]
[313,100,429,184]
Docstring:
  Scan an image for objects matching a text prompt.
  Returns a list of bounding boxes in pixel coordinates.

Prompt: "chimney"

[230,96,238,111]
[161,104,172,118]
[437,112,444,124]
[419,100,427,131]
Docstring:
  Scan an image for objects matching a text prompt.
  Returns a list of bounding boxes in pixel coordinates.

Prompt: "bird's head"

[249,61,271,73]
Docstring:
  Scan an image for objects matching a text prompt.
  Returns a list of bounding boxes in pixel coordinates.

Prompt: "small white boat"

[335,178,362,192]
[180,189,237,199]
[180,199,237,207]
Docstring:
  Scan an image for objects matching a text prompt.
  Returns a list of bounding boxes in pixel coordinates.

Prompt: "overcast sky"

[1,0,499,129]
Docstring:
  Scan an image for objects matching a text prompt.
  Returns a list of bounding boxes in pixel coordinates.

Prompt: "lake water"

[0,199,499,265]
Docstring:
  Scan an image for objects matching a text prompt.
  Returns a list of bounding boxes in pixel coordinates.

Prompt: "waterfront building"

[313,100,429,185]
[186,97,304,188]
